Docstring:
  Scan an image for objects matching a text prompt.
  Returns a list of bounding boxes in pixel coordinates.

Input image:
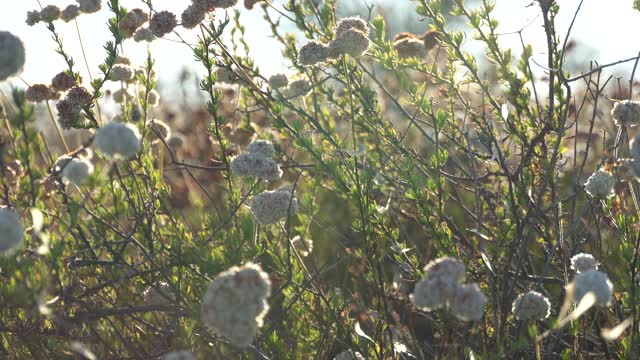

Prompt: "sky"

[2,0,640,92]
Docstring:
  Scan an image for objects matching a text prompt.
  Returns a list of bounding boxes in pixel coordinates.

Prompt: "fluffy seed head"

[134,28,155,42]
[448,283,487,321]
[110,64,134,82]
[26,11,41,26]
[329,28,370,58]
[298,41,330,66]
[512,291,551,321]
[61,5,81,22]
[212,0,239,9]
[201,262,271,348]
[572,270,613,306]
[611,100,640,127]
[119,9,148,37]
[66,86,93,107]
[291,235,313,256]
[247,139,276,158]
[584,169,615,199]
[422,256,466,283]
[51,72,76,92]
[230,153,282,181]
[570,253,598,273]
[77,0,102,14]
[287,78,312,97]
[268,73,288,89]
[0,206,24,256]
[181,5,207,29]
[334,350,365,360]
[61,157,94,186]
[410,276,459,311]
[150,11,178,38]
[56,99,83,129]
[26,84,56,102]
[250,188,298,225]
[94,122,142,159]
[163,351,195,360]
[335,17,369,37]
[0,31,26,81]
[40,5,61,21]
[112,88,133,103]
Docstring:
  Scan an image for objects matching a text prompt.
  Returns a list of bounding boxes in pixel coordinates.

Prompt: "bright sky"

[2,1,639,91]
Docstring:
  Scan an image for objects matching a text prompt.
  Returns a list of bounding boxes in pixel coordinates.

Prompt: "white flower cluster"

[110,64,134,82]
[512,290,551,321]
[268,73,288,89]
[162,350,195,360]
[59,156,94,187]
[0,206,24,256]
[584,169,615,199]
[201,262,271,348]
[571,269,613,306]
[570,253,598,273]
[611,100,640,127]
[298,41,330,66]
[410,257,487,321]
[333,350,365,360]
[93,122,142,159]
[78,0,102,14]
[250,187,299,225]
[286,78,312,98]
[0,31,26,81]
[291,235,313,257]
[149,11,178,38]
[230,140,282,181]
[143,281,176,304]
[328,17,370,59]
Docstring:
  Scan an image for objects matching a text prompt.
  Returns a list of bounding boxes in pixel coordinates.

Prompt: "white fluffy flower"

[287,78,312,97]
[268,73,288,89]
[77,0,102,14]
[247,139,276,158]
[62,157,94,186]
[611,100,640,127]
[410,276,458,311]
[584,169,615,199]
[94,122,142,159]
[231,140,282,181]
[335,17,370,37]
[250,188,298,225]
[112,88,133,103]
[291,235,313,256]
[110,64,134,82]
[0,31,26,81]
[162,350,195,360]
[570,253,598,273]
[230,154,282,181]
[422,256,466,283]
[201,262,271,348]
[448,283,487,321]
[0,206,24,256]
[144,281,176,304]
[134,28,155,42]
[572,270,613,306]
[512,291,551,321]
[298,41,330,66]
[329,28,370,58]
[334,350,365,360]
